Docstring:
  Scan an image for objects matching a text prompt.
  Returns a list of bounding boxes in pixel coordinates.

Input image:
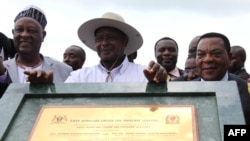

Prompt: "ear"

[42,31,46,42]
[154,47,158,58]
[228,52,232,61]
[123,36,128,47]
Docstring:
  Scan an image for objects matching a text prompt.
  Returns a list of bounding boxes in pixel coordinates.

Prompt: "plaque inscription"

[28,105,198,141]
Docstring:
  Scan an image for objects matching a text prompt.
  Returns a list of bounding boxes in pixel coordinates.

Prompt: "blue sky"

[1,0,250,72]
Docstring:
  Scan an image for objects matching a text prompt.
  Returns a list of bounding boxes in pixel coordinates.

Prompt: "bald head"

[231,45,246,62]
[188,35,200,55]
[229,45,246,73]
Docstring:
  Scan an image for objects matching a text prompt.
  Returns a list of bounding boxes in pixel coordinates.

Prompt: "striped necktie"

[167,74,172,81]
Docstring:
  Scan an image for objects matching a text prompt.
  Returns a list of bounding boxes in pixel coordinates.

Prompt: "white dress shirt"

[201,72,229,81]
[65,57,148,83]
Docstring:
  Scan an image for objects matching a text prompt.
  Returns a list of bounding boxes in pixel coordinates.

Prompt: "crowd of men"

[0,5,250,125]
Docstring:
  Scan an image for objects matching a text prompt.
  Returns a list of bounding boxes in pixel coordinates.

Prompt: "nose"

[162,49,172,56]
[100,38,109,46]
[203,54,213,63]
[189,70,196,77]
[63,55,70,63]
[20,30,30,37]
[187,69,198,80]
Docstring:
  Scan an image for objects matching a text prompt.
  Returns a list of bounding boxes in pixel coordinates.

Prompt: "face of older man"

[196,37,230,81]
[95,27,127,62]
[12,17,45,57]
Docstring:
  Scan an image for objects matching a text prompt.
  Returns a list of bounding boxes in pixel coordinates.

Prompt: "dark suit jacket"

[178,68,184,76]
[234,68,250,80]
[173,75,187,81]
[192,73,250,125]
[170,68,184,81]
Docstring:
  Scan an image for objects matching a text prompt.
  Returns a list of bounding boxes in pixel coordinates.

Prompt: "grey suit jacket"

[3,54,72,83]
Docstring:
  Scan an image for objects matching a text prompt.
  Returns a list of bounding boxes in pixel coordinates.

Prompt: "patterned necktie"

[167,74,172,81]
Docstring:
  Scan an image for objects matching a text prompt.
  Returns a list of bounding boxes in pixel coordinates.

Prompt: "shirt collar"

[168,67,181,78]
[201,72,229,81]
[98,56,129,74]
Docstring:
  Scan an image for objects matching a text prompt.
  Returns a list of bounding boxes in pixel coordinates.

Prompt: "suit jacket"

[172,75,186,81]
[3,54,72,83]
[234,68,250,80]
[192,73,250,125]
[178,68,185,76]
[169,68,184,81]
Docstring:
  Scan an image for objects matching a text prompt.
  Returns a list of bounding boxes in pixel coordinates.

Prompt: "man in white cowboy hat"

[24,12,166,83]
[64,12,166,83]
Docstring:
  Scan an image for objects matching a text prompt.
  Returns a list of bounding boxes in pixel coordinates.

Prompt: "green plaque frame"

[0,81,245,141]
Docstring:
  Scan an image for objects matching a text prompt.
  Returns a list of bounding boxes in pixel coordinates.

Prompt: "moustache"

[100,46,112,52]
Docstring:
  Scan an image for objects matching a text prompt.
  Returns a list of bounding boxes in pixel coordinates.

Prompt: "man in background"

[174,53,198,81]
[127,51,137,63]
[188,35,200,56]
[229,45,250,80]
[0,32,16,60]
[174,35,201,81]
[154,37,184,81]
[63,45,86,70]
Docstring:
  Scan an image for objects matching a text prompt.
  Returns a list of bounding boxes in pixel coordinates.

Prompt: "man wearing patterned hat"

[0,5,72,84]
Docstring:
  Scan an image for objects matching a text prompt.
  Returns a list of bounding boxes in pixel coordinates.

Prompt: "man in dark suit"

[229,45,250,80]
[154,37,184,81]
[193,32,250,124]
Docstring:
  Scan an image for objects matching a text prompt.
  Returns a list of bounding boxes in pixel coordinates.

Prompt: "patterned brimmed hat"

[14,5,47,29]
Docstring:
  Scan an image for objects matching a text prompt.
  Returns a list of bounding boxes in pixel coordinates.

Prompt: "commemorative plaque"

[28,105,198,141]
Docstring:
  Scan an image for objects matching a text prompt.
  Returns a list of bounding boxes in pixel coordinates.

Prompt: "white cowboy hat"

[78,12,143,55]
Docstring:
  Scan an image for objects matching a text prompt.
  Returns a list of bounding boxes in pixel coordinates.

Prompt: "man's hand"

[24,70,53,83]
[143,60,167,83]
